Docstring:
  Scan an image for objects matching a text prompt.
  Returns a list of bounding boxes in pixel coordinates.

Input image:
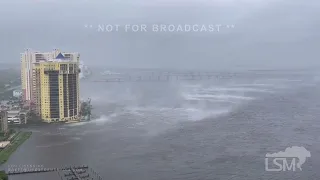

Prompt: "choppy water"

[3,69,320,180]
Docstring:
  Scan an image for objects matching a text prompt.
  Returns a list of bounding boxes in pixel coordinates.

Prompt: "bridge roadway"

[92,71,236,82]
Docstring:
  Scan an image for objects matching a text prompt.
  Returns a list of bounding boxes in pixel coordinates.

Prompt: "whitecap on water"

[70,137,82,141]
[182,93,253,101]
[89,113,120,126]
[181,108,230,121]
[204,87,273,93]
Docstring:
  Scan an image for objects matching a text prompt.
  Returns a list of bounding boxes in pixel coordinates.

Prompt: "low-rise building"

[7,110,20,124]
[6,110,27,124]
[0,111,8,133]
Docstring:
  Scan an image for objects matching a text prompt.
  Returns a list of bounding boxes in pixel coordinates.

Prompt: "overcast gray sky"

[0,0,319,70]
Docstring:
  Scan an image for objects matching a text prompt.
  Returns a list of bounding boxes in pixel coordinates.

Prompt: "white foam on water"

[233,83,275,87]
[65,121,88,127]
[175,82,276,122]
[182,93,254,101]
[90,113,119,126]
[126,105,229,122]
[181,108,230,121]
[66,113,120,128]
[79,77,284,133]
[126,109,145,116]
[70,137,82,141]
[204,87,273,93]
[120,82,259,123]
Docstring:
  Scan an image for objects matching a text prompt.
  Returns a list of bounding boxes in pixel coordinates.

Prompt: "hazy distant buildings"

[21,49,81,123]
[0,111,8,133]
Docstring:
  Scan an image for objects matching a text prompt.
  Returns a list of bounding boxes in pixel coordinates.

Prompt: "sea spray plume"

[79,61,91,79]
[266,146,311,170]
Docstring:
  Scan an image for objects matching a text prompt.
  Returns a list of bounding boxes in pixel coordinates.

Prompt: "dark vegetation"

[0,131,32,164]
[0,171,8,180]
[0,68,20,100]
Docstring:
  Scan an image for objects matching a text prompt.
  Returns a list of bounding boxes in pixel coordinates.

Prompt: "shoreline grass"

[0,170,7,180]
[0,132,32,165]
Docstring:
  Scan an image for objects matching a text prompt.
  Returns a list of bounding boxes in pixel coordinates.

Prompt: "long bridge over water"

[86,69,293,83]
[90,71,239,82]
[6,165,103,180]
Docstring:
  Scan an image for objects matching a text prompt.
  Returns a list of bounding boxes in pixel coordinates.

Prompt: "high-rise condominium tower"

[21,49,80,122]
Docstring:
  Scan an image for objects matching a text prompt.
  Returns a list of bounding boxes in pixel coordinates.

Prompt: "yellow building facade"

[21,49,80,103]
[33,59,80,123]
